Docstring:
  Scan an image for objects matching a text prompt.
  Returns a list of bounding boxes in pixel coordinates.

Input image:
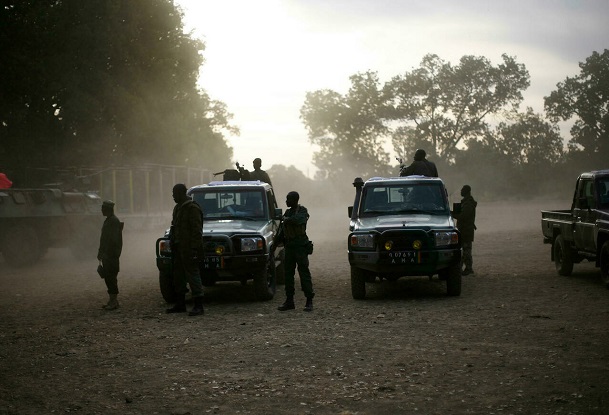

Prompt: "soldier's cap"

[102,200,115,208]
[253,157,262,164]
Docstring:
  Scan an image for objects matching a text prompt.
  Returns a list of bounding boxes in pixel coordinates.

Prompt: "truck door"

[572,179,596,252]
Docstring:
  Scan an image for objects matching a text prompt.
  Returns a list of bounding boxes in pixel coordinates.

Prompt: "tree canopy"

[300,72,391,180]
[384,54,530,162]
[301,54,532,180]
[544,49,609,165]
[0,0,236,172]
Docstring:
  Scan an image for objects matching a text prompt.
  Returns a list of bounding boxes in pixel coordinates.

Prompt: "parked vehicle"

[0,188,103,266]
[347,176,462,299]
[541,169,609,288]
[156,180,284,302]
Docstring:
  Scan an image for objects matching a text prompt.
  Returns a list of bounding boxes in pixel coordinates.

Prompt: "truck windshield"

[191,189,267,220]
[360,183,448,216]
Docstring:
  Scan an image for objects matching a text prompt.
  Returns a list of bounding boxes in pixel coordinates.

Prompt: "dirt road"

[1,201,609,414]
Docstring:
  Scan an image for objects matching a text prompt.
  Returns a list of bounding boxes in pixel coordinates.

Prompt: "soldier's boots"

[103,294,119,310]
[303,297,313,312]
[188,297,204,316]
[277,296,295,311]
[166,295,187,313]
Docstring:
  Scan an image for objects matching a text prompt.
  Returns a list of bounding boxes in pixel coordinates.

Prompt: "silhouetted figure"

[166,183,205,316]
[400,149,438,177]
[452,185,477,275]
[97,200,123,310]
[249,158,272,185]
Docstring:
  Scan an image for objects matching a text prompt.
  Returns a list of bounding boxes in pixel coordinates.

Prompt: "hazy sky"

[176,0,609,176]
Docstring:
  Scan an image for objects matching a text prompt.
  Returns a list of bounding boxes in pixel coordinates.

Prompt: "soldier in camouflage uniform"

[97,200,123,310]
[452,185,477,276]
[400,149,439,177]
[166,184,205,316]
[272,191,315,312]
[249,158,272,186]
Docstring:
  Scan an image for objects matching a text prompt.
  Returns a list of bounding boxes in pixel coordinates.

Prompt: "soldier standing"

[250,158,272,185]
[453,185,477,275]
[166,183,205,316]
[97,200,123,310]
[272,191,315,312]
[400,149,439,177]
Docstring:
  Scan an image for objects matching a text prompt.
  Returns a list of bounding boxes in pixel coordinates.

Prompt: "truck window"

[361,183,447,216]
[193,189,267,219]
[598,178,609,208]
[578,180,596,208]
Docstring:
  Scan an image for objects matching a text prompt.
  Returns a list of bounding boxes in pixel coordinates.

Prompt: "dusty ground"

[1,200,609,415]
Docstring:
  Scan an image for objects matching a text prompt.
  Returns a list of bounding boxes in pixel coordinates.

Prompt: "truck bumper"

[349,248,461,275]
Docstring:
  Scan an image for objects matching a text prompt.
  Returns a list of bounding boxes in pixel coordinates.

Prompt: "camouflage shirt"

[171,199,203,251]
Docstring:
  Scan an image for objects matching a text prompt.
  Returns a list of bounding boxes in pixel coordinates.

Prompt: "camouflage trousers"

[102,258,119,295]
[462,241,473,271]
[172,249,203,298]
[283,245,315,299]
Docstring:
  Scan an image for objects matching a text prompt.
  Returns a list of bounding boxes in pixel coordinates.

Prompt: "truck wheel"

[351,266,366,299]
[275,249,285,285]
[1,224,41,267]
[600,241,609,290]
[446,263,462,296]
[553,235,573,276]
[159,269,177,303]
[254,256,276,301]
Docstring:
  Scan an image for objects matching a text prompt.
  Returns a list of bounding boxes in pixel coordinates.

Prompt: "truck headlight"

[241,237,263,252]
[434,231,459,247]
[350,234,375,248]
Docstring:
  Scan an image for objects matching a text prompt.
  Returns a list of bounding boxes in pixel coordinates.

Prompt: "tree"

[300,71,391,180]
[544,49,609,165]
[384,54,530,163]
[492,108,564,166]
[0,0,235,172]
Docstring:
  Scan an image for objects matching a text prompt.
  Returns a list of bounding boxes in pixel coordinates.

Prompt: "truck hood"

[352,214,454,232]
[203,219,270,235]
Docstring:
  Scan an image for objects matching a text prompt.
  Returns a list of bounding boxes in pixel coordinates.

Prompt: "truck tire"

[351,266,366,299]
[254,256,276,301]
[159,269,177,303]
[600,241,609,290]
[446,262,462,296]
[1,224,41,267]
[553,235,574,276]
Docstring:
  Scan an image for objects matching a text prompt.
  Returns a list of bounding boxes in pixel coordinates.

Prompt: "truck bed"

[541,209,573,241]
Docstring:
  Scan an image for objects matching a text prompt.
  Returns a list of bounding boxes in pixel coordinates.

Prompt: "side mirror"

[452,203,462,215]
[348,206,353,217]
[274,208,283,219]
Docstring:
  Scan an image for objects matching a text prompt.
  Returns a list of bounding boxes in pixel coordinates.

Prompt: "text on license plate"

[204,256,224,269]
[386,251,422,264]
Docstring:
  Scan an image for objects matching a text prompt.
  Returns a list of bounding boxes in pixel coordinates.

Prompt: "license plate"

[203,256,224,269]
[385,251,422,264]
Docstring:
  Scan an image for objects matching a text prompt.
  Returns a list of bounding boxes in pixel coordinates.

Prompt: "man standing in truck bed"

[400,149,439,177]
[166,183,205,316]
[250,158,272,186]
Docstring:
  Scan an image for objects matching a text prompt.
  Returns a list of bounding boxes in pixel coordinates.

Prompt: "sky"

[175,0,609,177]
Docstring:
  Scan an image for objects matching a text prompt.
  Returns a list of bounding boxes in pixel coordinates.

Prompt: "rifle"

[396,157,406,175]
